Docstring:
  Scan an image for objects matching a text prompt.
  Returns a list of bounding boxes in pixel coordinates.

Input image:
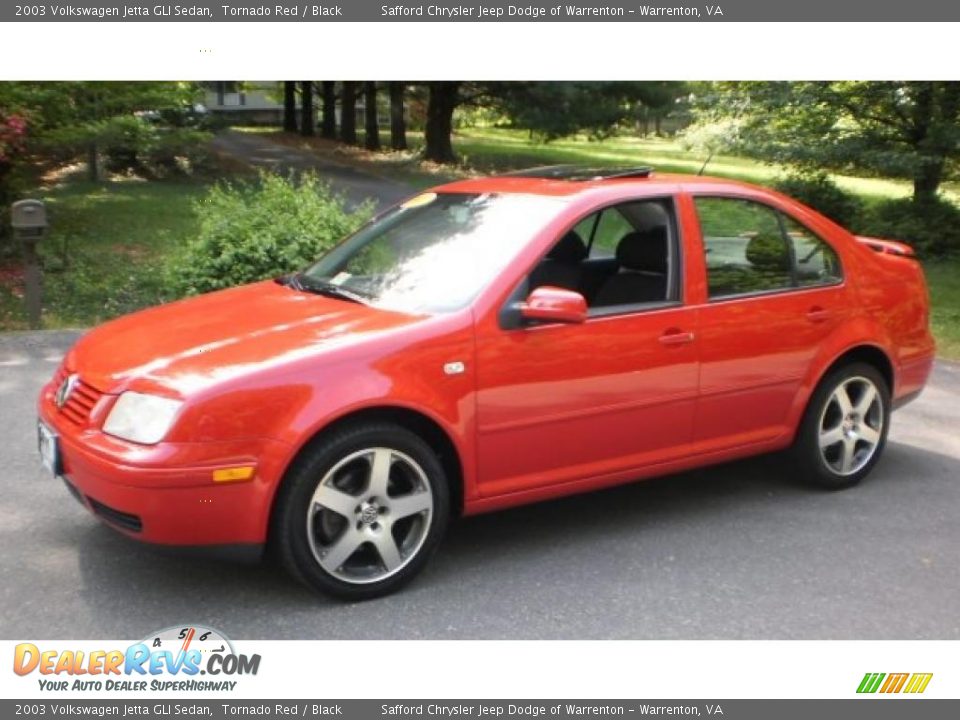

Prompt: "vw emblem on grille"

[56,374,79,409]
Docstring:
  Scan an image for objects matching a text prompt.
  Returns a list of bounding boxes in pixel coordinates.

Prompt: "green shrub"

[859,196,960,258]
[102,116,211,178]
[772,172,863,229]
[176,171,372,294]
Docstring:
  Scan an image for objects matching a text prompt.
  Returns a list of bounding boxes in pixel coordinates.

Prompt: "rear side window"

[695,197,843,299]
[695,197,792,298]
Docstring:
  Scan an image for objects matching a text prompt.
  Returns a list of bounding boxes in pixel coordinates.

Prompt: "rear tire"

[789,362,890,490]
[272,422,449,600]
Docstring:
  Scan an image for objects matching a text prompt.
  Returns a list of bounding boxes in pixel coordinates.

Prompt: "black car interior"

[592,227,669,306]
[528,199,675,310]
[527,230,589,293]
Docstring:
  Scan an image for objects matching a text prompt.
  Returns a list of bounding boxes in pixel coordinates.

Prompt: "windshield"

[301,192,566,314]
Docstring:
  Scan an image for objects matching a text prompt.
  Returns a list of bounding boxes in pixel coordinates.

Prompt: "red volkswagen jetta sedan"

[37,166,934,599]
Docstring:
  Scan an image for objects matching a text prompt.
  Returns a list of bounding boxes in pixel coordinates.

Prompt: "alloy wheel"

[817,376,884,477]
[305,447,434,585]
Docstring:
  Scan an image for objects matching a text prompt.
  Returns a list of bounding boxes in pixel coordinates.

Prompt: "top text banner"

[5,1,960,22]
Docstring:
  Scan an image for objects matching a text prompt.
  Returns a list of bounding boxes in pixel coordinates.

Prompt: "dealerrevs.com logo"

[13,625,261,692]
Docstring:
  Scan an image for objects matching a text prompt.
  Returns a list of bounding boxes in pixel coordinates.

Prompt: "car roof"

[432,167,763,199]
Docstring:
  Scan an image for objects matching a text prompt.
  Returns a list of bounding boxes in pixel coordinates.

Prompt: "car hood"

[69,281,426,396]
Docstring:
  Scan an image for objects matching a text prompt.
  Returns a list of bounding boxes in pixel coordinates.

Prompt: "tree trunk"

[424,82,459,163]
[364,82,381,151]
[299,82,314,136]
[87,142,100,181]
[389,82,407,150]
[654,115,662,136]
[341,81,358,145]
[283,81,298,132]
[913,159,944,205]
[908,82,941,204]
[321,81,337,139]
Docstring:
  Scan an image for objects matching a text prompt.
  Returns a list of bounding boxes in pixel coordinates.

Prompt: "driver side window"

[527,199,679,313]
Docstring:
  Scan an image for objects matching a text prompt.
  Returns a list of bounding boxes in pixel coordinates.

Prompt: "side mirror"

[519,286,588,325]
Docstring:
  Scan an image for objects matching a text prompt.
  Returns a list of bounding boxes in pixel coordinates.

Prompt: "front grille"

[52,367,105,426]
[87,497,143,533]
[62,380,103,425]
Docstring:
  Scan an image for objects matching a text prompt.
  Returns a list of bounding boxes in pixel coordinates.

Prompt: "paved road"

[2,330,958,640]
[209,130,412,210]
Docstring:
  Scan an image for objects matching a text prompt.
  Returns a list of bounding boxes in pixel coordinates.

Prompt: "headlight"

[103,392,183,445]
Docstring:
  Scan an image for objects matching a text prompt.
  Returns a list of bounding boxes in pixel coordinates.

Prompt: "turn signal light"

[212,466,255,483]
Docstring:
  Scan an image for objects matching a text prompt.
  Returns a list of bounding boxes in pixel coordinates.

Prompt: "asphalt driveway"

[209,130,412,210]
[2,330,958,640]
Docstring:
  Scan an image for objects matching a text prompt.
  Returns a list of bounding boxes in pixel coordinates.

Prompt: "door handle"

[806,306,832,323]
[659,329,695,346]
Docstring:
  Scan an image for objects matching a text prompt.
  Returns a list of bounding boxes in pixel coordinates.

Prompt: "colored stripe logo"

[857,672,933,694]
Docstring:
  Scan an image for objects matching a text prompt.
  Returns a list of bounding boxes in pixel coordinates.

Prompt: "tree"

[5,82,201,181]
[704,82,960,205]
[389,82,407,151]
[494,82,686,142]
[282,81,297,132]
[634,81,687,136]
[320,81,336,139]
[423,82,460,163]
[299,81,314,137]
[340,81,357,145]
[364,82,380,151]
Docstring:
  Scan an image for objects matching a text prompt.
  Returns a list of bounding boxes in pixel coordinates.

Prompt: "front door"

[474,198,699,498]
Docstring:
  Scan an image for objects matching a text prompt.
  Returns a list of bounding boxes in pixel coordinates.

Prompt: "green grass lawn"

[0,176,207,330]
[926,260,960,360]
[245,125,959,204]
[451,128,960,205]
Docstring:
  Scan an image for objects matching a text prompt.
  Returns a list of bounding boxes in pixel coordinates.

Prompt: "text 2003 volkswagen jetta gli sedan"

[38,166,934,599]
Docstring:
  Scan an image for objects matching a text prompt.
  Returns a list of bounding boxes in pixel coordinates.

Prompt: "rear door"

[690,195,847,451]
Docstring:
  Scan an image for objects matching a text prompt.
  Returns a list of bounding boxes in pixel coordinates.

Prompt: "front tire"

[272,422,450,600]
[790,362,890,490]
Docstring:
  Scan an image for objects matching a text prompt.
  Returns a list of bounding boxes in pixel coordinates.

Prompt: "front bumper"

[38,398,293,546]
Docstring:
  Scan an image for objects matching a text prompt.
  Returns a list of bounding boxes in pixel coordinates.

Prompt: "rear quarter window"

[781,214,843,286]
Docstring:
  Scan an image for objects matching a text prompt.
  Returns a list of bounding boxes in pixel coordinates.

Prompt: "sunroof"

[502,164,654,181]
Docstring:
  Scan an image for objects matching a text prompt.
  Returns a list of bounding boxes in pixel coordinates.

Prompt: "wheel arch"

[268,404,466,534]
[818,344,895,395]
[786,342,894,487]
[786,340,896,446]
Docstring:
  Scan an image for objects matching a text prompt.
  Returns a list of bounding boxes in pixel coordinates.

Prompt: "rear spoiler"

[855,235,917,258]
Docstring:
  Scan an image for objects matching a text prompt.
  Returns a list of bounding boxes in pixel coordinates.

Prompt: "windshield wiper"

[285,273,370,305]
[275,273,304,290]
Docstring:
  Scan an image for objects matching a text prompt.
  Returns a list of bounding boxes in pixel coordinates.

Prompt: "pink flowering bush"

[0,112,29,250]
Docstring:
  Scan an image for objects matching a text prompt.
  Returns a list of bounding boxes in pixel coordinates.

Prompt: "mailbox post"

[11,199,48,329]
